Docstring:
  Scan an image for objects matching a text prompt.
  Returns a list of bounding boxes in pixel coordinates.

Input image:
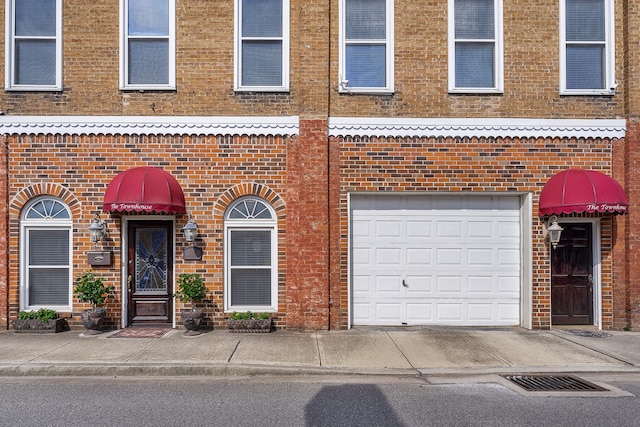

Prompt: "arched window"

[20,197,73,311]
[224,197,278,312]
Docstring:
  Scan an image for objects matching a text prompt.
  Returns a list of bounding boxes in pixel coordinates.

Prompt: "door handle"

[127,275,132,293]
[588,274,593,284]
[402,279,408,288]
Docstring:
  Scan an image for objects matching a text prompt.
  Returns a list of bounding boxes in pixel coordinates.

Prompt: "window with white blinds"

[120,0,175,89]
[224,197,278,311]
[560,0,615,94]
[21,197,72,311]
[339,0,394,93]
[448,0,503,93]
[235,0,289,91]
[5,0,62,90]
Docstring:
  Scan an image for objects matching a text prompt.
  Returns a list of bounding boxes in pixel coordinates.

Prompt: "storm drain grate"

[503,375,608,392]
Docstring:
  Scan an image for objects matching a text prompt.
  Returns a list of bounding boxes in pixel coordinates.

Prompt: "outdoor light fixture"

[545,215,564,248]
[88,214,105,246]
[183,215,202,260]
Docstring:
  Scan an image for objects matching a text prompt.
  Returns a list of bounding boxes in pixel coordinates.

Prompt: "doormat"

[108,328,171,338]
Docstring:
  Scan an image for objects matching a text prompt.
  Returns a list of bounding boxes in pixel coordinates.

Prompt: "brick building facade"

[0,0,637,331]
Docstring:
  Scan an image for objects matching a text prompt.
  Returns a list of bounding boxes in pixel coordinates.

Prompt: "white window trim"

[448,0,504,94]
[559,0,615,95]
[234,0,290,92]
[224,198,278,313]
[338,0,394,94]
[20,197,73,312]
[119,0,176,90]
[5,0,63,91]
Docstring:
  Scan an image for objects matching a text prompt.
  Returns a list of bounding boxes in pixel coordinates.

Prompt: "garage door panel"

[437,304,464,321]
[498,248,520,265]
[437,248,463,265]
[375,248,401,265]
[376,303,402,322]
[406,303,432,323]
[375,275,403,294]
[406,248,432,266]
[376,220,401,237]
[468,248,493,265]
[351,195,521,326]
[405,275,432,294]
[467,303,494,321]
[406,220,432,238]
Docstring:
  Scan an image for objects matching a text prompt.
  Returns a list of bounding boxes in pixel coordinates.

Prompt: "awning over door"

[103,167,186,214]
[539,169,628,216]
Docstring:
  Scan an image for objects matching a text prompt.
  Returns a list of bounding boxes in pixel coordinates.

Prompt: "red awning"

[103,167,186,214]
[539,169,628,216]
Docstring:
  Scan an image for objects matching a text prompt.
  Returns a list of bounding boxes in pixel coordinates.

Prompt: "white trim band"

[329,117,627,139]
[0,116,300,136]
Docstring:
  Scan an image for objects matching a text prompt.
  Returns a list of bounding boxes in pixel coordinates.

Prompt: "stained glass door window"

[135,227,168,293]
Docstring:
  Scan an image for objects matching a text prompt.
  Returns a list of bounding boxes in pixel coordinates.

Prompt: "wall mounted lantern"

[544,215,564,248]
[88,214,105,246]
[183,215,203,260]
[87,214,112,266]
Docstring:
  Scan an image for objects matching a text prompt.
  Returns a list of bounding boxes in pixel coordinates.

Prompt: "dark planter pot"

[181,310,204,336]
[12,318,68,333]
[80,308,107,335]
[228,318,272,333]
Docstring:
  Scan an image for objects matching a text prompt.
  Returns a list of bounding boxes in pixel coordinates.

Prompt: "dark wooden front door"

[127,221,173,327]
[551,222,593,325]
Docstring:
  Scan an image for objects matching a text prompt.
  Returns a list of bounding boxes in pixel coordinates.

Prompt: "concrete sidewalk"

[1,327,639,377]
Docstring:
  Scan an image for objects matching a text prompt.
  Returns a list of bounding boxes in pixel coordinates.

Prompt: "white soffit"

[329,117,626,139]
[0,116,300,136]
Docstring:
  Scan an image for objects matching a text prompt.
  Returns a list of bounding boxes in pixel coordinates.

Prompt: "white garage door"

[351,194,521,326]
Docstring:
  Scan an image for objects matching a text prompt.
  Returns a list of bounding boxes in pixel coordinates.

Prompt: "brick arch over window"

[214,183,285,221]
[10,183,82,218]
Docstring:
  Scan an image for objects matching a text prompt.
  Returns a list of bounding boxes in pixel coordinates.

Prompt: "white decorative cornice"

[0,116,299,136]
[328,117,627,139]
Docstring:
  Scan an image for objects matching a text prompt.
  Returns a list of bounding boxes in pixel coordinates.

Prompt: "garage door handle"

[402,280,408,288]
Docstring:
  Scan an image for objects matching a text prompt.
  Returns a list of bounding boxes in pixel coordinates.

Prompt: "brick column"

[620,1,640,329]
[286,119,330,330]
[0,136,8,329]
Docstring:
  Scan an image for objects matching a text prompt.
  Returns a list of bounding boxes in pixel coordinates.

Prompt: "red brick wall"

[286,119,331,330]
[336,135,617,329]
[0,136,7,328]
[7,133,291,329]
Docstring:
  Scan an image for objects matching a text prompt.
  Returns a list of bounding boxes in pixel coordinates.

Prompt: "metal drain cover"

[503,375,608,392]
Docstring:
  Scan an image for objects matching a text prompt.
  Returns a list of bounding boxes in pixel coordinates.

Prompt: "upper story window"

[448,0,503,93]
[224,197,278,312]
[235,0,289,92]
[339,0,394,94]
[20,197,73,311]
[120,0,175,90]
[5,0,63,91]
[560,0,615,95]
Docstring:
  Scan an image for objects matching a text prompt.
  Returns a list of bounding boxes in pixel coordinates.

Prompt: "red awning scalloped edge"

[102,167,186,214]
[539,169,628,216]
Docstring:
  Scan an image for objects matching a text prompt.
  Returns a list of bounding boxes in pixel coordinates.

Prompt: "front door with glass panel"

[127,221,173,326]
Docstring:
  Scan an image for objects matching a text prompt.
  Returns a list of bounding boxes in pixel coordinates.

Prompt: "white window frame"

[560,0,615,95]
[338,0,394,94]
[224,197,278,313]
[119,0,176,90]
[234,0,290,92]
[20,197,73,312]
[448,0,503,93]
[5,0,63,91]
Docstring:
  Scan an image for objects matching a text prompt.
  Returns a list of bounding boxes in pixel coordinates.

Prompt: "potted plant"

[228,311,273,333]
[174,273,207,335]
[74,271,114,335]
[12,308,68,333]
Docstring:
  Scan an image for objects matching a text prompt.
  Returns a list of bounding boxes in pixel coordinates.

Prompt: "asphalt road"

[0,374,639,427]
